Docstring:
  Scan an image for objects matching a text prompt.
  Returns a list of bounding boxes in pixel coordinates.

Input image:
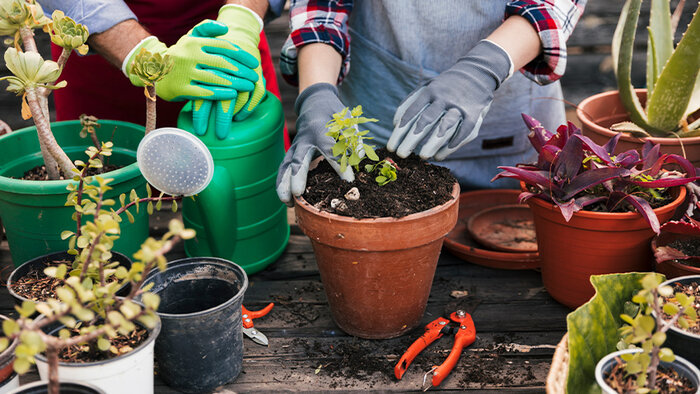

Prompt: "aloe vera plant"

[612,0,700,137]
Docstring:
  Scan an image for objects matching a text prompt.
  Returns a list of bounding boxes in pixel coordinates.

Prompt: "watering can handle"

[196,165,236,258]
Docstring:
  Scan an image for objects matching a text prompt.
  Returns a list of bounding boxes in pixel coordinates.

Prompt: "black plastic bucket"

[139,257,248,393]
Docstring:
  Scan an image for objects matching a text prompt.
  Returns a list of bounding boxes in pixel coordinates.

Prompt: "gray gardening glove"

[389,40,513,161]
[276,83,355,206]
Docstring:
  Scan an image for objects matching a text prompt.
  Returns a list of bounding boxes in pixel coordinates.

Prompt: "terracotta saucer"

[467,205,537,253]
[443,189,540,270]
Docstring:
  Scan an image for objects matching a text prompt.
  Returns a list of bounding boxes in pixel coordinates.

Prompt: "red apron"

[51,0,290,149]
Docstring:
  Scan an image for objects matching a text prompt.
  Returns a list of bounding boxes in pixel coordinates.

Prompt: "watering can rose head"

[492,114,699,234]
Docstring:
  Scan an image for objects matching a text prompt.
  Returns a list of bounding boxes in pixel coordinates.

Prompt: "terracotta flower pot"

[294,183,460,339]
[651,232,700,278]
[527,186,686,309]
[577,90,700,167]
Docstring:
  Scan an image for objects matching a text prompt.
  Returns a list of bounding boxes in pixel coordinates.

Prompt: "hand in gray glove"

[388,40,513,161]
[276,83,355,206]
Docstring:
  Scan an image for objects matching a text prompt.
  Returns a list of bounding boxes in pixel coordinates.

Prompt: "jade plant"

[611,0,700,137]
[326,105,399,186]
[0,1,171,179]
[492,114,699,234]
[614,273,697,392]
[0,143,190,394]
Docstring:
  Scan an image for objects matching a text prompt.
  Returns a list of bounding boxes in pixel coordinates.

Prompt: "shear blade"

[243,327,269,346]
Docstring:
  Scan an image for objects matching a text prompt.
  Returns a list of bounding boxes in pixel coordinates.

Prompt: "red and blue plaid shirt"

[281,0,587,86]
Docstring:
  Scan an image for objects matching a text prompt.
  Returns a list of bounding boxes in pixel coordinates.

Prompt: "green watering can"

[176,93,289,274]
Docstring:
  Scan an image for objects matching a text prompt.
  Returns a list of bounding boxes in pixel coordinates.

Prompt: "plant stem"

[46,344,59,394]
[145,86,156,134]
[18,26,37,53]
[127,235,181,299]
[56,48,71,71]
[74,149,103,237]
[25,88,76,178]
[39,95,60,179]
[114,196,181,218]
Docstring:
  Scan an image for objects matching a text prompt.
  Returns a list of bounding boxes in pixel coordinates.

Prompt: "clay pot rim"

[577,89,700,146]
[293,182,460,223]
[524,182,686,220]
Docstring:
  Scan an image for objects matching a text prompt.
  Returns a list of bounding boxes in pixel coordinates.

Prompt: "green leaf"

[566,273,664,393]
[119,193,126,207]
[147,201,154,215]
[125,209,134,224]
[2,320,19,337]
[0,338,9,353]
[141,292,160,310]
[646,0,674,98]
[363,145,379,161]
[659,347,675,363]
[155,199,162,211]
[651,331,666,347]
[97,337,110,351]
[60,230,74,240]
[172,200,178,212]
[13,358,30,374]
[648,7,700,131]
[120,300,141,320]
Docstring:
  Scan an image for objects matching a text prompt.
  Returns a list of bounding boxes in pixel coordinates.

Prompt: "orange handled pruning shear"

[242,303,274,346]
[395,310,476,391]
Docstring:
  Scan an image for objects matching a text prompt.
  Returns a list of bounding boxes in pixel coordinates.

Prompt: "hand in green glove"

[122,19,260,103]
[191,5,267,140]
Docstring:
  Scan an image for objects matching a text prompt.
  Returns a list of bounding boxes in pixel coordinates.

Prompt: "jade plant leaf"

[566,272,665,393]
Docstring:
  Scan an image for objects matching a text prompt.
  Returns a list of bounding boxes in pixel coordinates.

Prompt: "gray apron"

[338,0,566,190]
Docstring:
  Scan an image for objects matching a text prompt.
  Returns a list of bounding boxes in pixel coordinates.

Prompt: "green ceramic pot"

[0,120,148,266]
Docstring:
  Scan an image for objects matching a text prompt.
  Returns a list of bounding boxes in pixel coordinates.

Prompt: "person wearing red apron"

[43,0,290,149]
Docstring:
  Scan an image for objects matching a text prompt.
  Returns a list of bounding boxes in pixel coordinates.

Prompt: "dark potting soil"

[668,239,700,264]
[58,325,148,363]
[10,260,71,302]
[302,149,456,219]
[155,278,240,314]
[604,357,695,393]
[664,281,700,335]
[20,163,122,181]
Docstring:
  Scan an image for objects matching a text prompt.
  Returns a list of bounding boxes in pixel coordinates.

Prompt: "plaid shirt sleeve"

[280,0,353,86]
[505,0,587,85]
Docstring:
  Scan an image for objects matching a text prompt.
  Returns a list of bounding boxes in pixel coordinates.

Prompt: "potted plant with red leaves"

[577,0,700,165]
[652,206,700,278]
[293,106,459,339]
[493,114,698,309]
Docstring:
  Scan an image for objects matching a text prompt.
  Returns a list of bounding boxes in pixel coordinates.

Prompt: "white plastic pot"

[34,318,161,394]
[0,373,19,394]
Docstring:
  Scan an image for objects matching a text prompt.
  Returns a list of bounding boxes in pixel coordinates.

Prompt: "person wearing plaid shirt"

[276,0,587,205]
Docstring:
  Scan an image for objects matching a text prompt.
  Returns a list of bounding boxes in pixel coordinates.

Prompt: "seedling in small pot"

[606,273,698,392]
[493,114,700,234]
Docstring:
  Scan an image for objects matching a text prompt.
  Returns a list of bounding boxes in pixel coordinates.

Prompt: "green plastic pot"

[177,93,289,275]
[0,120,149,266]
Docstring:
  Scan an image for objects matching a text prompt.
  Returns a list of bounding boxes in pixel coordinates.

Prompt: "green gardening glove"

[123,20,260,103]
[191,5,266,140]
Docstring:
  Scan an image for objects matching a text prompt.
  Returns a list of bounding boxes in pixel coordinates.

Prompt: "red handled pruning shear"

[242,303,274,346]
[395,310,476,391]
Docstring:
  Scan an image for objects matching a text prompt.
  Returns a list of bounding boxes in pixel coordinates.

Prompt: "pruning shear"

[242,303,274,346]
[395,309,476,391]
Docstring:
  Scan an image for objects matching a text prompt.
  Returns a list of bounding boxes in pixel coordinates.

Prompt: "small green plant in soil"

[607,273,698,393]
[663,280,700,335]
[364,158,399,186]
[325,105,379,174]
[0,143,193,394]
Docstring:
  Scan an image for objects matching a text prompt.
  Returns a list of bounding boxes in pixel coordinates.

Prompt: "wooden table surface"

[1,206,571,393]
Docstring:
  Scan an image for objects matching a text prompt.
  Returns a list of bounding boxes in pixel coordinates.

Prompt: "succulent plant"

[0,47,65,94]
[612,0,700,137]
[48,10,88,55]
[128,48,174,88]
[0,0,50,40]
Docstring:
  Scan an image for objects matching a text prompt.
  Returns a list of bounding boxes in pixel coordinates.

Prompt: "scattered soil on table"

[10,259,71,301]
[58,324,148,363]
[667,239,700,268]
[301,149,456,219]
[604,357,695,393]
[20,163,121,181]
[664,280,700,335]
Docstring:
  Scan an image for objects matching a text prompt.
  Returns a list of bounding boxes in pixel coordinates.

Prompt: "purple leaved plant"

[492,114,699,234]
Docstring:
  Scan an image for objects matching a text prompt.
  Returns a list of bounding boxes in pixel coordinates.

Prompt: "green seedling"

[0,143,192,394]
[617,273,697,392]
[325,105,379,173]
[365,158,399,186]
